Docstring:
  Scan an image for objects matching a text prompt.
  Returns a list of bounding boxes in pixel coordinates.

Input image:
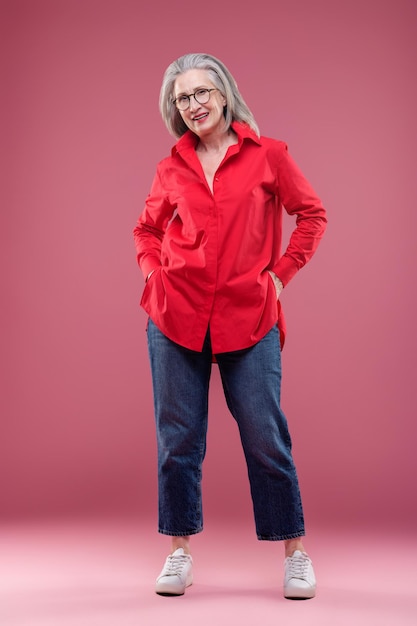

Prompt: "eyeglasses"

[173,88,218,111]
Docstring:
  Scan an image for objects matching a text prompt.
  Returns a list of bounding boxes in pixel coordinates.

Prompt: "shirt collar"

[172,120,261,156]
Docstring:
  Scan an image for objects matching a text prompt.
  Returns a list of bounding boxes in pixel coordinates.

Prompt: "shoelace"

[287,553,310,579]
[164,554,189,576]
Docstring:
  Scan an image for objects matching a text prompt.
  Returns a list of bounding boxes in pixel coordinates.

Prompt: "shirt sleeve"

[133,166,175,280]
[272,144,327,286]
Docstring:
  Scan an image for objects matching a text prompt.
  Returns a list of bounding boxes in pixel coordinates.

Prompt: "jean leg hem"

[257,530,305,541]
[158,527,203,537]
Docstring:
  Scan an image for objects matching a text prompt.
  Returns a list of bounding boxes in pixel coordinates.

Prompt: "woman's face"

[174,69,227,139]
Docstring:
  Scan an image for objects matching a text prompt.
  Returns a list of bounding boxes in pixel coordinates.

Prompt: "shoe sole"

[155,579,193,596]
[156,590,185,596]
[284,588,316,600]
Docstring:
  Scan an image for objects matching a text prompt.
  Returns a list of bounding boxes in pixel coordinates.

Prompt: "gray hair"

[159,53,260,139]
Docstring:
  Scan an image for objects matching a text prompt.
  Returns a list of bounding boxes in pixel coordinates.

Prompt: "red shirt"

[133,122,327,353]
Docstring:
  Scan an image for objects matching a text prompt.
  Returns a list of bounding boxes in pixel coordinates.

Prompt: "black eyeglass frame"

[173,88,218,111]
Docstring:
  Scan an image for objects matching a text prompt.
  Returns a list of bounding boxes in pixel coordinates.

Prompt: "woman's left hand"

[268,271,284,299]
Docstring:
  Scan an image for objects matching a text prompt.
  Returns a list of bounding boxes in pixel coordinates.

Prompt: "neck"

[197,128,236,154]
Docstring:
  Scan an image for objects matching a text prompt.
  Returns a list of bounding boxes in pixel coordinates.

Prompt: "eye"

[195,89,208,98]
[177,95,189,105]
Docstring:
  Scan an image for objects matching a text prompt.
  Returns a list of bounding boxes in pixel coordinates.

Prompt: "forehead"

[174,69,214,95]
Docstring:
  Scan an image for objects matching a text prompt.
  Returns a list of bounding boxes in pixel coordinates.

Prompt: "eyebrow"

[174,85,211,97]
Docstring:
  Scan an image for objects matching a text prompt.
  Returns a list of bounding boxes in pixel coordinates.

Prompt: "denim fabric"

[147,319,305,541]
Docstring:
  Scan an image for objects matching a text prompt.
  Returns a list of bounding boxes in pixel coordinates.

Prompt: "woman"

[133,53,327,599]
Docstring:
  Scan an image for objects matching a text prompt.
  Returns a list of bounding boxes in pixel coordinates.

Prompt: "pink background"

[2,0,416,534]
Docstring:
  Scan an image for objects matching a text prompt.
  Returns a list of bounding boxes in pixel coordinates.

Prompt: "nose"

[188,94,200,112]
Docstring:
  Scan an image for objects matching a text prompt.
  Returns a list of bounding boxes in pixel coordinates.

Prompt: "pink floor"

[1,517,416,626]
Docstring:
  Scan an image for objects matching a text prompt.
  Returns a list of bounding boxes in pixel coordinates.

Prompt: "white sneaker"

[155,548,193,596]
[284,550,316,599]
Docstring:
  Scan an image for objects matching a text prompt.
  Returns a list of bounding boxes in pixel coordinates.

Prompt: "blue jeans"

[147,319,305,541]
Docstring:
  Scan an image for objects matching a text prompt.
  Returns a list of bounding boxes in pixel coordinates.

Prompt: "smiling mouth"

[193,113,208,121]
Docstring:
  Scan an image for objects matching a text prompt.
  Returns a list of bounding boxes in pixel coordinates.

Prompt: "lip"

[192,112,209,122]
